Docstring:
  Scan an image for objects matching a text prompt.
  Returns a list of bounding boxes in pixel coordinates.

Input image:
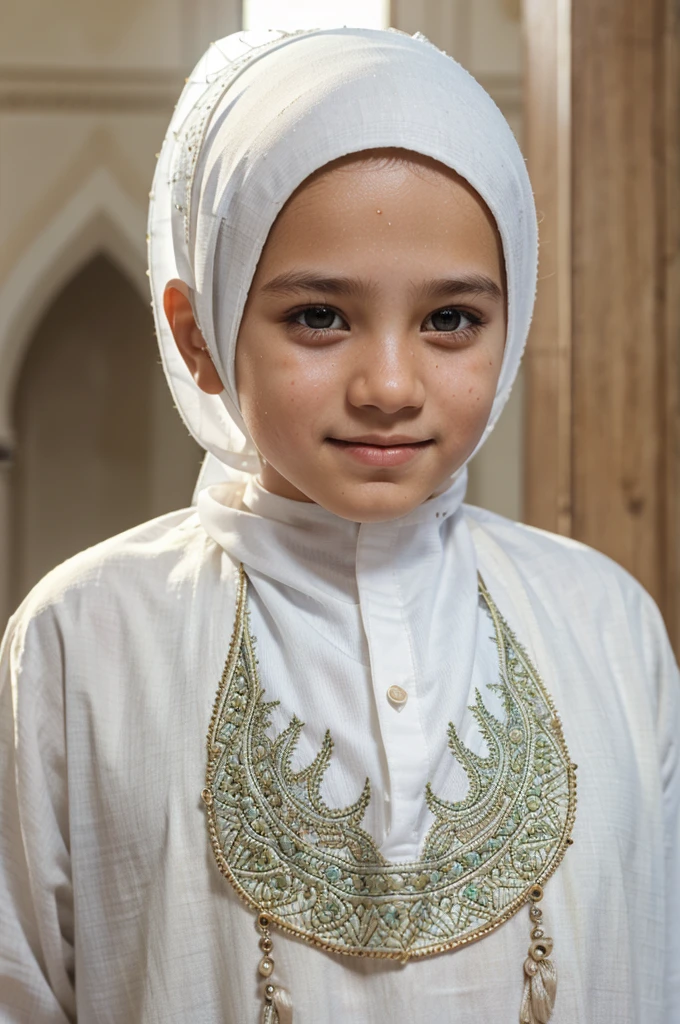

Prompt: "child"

[1,27,678,1024]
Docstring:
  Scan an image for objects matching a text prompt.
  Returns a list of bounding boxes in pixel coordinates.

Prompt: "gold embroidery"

[204,567,576,960]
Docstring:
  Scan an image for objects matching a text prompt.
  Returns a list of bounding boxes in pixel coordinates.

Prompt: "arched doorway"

[9,253,202,610]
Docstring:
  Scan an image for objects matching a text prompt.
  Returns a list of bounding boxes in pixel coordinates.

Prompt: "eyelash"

[284,305,487,342]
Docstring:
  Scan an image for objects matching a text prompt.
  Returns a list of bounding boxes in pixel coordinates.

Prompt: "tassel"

[261,985,293,1024]
[519,885,557,1024]
[520,959,557,1024]
[258,913,293,1024]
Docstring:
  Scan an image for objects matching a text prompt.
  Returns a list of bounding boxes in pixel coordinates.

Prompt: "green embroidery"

[204,569,576,960]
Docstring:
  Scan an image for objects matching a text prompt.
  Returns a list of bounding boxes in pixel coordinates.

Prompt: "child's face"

[235,151,506,522]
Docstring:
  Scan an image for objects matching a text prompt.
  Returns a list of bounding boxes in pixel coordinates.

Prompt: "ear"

[163,280,224,395]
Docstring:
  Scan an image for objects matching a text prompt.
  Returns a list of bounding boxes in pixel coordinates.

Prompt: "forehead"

[254,149,505,284]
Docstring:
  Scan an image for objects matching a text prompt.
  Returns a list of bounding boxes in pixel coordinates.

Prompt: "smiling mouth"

[326,437,434,468]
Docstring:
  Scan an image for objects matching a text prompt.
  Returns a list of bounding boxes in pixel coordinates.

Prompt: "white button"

[387,684,408,707]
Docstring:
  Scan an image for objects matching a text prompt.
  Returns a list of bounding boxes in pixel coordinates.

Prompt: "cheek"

[236,338,337,445]
[431,346,502,422]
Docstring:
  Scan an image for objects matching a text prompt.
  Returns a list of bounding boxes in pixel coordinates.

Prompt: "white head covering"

[148,27,537,491]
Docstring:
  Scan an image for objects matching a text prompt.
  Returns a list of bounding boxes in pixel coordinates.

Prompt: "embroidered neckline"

[203,566,576,961]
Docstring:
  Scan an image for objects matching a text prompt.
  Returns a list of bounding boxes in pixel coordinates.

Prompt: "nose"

[346,332,426,415]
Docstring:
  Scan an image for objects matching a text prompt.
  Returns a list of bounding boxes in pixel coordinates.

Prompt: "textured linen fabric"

[1,480,679,1023]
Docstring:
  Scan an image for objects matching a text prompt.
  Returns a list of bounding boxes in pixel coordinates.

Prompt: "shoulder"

[463,503,671,668]
[4,509,233,662]
[465,502,643,591]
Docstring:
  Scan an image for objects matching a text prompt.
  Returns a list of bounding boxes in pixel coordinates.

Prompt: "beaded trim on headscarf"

[170,32,305,255]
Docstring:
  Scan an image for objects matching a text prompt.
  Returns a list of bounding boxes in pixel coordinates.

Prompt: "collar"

[197,468,468,604]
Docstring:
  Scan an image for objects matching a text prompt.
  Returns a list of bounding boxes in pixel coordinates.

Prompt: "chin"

[316,481,434,524]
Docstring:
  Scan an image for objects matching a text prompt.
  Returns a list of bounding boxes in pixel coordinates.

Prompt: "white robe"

[1,477,679,1023]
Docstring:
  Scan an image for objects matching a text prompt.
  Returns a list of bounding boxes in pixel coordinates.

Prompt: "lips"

[336,434,430,446]
[327,436,434,468]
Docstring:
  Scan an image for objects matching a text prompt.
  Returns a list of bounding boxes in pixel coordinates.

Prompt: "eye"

[422,307,477,333]
[294,306,347,331]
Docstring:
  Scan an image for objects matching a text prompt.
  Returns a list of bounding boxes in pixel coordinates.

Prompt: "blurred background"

[1,0,678,652]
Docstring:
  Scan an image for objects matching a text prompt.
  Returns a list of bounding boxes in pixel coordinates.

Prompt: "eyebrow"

[260,270,503,303]
[260,271,377,300]
[412,274,503,303]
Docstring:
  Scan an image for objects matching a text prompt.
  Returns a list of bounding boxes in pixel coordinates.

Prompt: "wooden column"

[523,0,680,651]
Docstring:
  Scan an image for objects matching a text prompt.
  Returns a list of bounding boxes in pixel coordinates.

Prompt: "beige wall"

[0,0,524,622]
[0,0,240,619]
[10,255,202,607]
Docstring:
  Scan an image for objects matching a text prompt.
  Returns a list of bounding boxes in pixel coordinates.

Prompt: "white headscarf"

[148,27,537,490]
